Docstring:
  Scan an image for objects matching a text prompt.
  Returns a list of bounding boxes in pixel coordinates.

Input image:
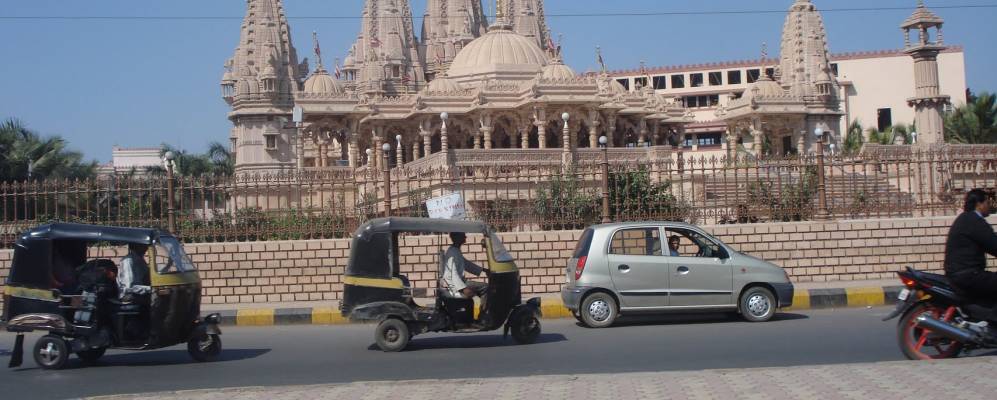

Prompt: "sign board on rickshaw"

[425,193,466,220]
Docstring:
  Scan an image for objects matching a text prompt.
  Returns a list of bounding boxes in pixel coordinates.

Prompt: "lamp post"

[382,143,392,218]
[814,127,828,219]
[561,112,572,166]
[440,112,449,153]
[599,135,611,224]
[911,131,918,145]
[163,151,177,233]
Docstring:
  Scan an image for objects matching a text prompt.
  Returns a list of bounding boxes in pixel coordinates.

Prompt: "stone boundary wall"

[2,216,995,311]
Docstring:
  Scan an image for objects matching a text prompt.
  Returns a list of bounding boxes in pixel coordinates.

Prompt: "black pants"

[952,270,997,304]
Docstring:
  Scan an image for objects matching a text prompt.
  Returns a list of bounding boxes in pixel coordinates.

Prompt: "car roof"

[19,222,164,244]
[586,221,703,231]
[355,217,489,235]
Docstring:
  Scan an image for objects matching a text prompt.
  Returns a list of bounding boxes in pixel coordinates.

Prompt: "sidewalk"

[90,356,997,400]
[201,278,905,327]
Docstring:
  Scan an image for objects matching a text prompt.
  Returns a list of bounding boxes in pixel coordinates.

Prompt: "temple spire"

[221,0,302,107]
[420,0,488,78]
[345,0,426,95]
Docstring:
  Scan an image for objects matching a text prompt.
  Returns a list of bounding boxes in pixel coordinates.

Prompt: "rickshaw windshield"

[489,232,514,263]
[154,237,196,274]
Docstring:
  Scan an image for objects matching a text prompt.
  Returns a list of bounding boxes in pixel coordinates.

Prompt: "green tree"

[945,92,997,144]
[608,167,688,222]
[843,120,865,153]
[149,142,235,177]
[534,172,598,230]
[0,118,97,181]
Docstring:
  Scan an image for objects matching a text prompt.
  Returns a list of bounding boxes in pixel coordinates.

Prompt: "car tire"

[76,347,107,365]
[580,292,618,328]
[33,335,70,370]
[572,310,585,324]
[375,318,410,352]
[740,286,776,322]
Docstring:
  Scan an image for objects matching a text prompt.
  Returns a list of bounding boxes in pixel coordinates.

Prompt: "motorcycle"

[883,267,997,360]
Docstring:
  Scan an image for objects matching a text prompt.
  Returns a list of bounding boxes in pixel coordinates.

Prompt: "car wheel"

[572,310,585,324]
[33,335,70,370]
[76,347,107,365]
[580,292,617,328]
[187,333,223,362]
[740,286,776,322]
[375,318,410,352]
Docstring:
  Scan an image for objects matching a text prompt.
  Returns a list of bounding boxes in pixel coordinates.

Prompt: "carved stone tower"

[221,0,305,174]
[420,0,489,81]
[902,1,950,146]
[503,0,553,53]
[342,0,427,96]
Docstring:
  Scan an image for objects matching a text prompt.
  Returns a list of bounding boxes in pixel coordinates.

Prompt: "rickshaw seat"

[107,299,142,313]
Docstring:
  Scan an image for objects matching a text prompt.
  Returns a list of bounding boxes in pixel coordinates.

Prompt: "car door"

[606,227,670,309]
[663,227,734,307]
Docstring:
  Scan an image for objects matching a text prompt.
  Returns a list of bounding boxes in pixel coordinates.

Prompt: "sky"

[1,0,995,163]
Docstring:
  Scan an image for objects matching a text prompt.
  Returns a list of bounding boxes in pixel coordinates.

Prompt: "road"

[0,307,944,399]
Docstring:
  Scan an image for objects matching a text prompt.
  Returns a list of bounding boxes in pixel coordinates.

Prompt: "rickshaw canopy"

[354,218,490,236]
[347,218,492,280]
[17,223,162,245]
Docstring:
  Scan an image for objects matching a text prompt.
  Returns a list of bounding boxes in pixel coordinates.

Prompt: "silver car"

[561,222,794,327]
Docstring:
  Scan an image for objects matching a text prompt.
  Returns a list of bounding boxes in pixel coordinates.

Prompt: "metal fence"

[2,147,995,248]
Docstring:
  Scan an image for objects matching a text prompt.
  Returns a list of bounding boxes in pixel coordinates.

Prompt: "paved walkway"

[91,356,997,400]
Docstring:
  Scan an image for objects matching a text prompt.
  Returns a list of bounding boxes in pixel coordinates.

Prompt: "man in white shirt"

[117,244,152,301]
[441,232,489,306]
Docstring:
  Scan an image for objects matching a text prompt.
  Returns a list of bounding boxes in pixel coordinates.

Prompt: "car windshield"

[154,237,196,274]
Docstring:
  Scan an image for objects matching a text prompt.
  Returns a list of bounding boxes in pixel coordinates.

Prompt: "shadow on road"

[596,311,810,328]
[10,348,271,371]
[367,333,568,352]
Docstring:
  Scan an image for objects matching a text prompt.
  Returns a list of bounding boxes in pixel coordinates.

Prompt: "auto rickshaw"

[340,217,542,352]
[2,223,222,370]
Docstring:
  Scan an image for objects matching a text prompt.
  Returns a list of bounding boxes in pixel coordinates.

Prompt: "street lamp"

[163,151,177,233]
[599,135,611,223]
[813,127,828,219]
[440,112,450,153]
[381,143,392,218]
[911,131,918,145]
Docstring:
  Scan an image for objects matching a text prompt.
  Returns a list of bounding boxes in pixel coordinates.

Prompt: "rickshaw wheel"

[375,318,410,352]
[33,335,70,370]
[187,333,223,362]
[511,314,541,345]
[77,347,107,364]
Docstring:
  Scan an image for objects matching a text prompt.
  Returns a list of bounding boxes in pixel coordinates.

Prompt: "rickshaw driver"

[442,232,491,325]
[117,243,152,301]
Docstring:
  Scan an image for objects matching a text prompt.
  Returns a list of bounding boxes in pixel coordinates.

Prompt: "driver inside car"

[441,232,490,324]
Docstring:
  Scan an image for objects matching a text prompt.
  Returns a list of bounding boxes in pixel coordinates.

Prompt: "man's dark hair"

[964,189,994,212]
[449,232,466,243]
[668,236,680,243]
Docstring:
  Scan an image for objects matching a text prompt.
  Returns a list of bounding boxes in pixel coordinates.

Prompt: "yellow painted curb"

[785,291,810,311]
[541,299,572,319]
[236,309,275,326]
[845,287,886,307]
[312,307,349,325]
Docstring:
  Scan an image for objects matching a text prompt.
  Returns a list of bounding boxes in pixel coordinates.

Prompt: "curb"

[208,285,905,327]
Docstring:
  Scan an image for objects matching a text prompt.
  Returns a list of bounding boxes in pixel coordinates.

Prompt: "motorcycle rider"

[944,189,997,305]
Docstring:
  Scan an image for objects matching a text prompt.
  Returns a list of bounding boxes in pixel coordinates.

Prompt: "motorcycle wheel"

[898,302,964,360]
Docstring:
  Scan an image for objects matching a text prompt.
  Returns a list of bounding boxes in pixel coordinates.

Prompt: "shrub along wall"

[2,216,995,311]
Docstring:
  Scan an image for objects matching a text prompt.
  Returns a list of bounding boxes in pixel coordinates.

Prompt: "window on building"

[685,96,698,108]
[728,70,742,85]
[682,134,694,148]
[634,77,648,89]
[671,75,685,89]
[691,73,704,87]
[747,69,761,83]
[392,66,401,78]
[732,91,744,99]
[765,68,775,79]
[877,108,893,132]
[831,63,839,77]
[617,78,630,91]
[698,133,723,147]
[709,94,720,107]
[303,157,316,168]
[652,76,667,90]
[265,135,278,151]
[709,72,723,86]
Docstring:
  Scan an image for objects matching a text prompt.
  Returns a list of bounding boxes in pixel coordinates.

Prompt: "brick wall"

[2,216,995,310]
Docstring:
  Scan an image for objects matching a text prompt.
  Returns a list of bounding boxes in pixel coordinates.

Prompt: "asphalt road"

[0,307,949,399]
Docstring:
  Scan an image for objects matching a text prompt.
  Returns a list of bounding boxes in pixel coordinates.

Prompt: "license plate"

[898,288,911,301]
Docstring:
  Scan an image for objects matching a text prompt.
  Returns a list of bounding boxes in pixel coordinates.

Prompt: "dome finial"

[491,0,512,30]
[312,31,325,71]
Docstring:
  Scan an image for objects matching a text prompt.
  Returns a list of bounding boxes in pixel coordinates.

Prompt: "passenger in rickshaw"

[117,243,152,301]
[441,232,490,325]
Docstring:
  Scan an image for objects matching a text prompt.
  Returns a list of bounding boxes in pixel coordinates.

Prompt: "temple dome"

[303,68,343,94]
[425,75,464,93]
[448,27,549,76]
[541,61,576,80]
[743,76,786,100]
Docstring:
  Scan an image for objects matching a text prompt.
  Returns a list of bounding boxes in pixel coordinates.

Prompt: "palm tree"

[0,118,96,182]
[158,142,234,177]
[843,120,864,153]
[945,92,997,144]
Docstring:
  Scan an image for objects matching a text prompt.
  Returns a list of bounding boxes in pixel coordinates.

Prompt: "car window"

[572,228,595,258]
[609,228,662,256]
[665,228,725,258]
[154,238,196,274]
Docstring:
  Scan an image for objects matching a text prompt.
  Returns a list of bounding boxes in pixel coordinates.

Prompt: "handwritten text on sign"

[426,193,466,220]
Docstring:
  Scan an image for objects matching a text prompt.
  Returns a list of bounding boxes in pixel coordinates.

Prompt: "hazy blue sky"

[2,1,995,163]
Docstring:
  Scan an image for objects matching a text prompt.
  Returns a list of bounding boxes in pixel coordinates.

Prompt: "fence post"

[815,128,829,219]
[164,151,177,233]
[382,143,392,218]
[600,136,610,223]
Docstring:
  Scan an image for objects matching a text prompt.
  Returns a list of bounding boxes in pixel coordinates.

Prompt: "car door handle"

[677,266,690,275]
[618,264,631,273]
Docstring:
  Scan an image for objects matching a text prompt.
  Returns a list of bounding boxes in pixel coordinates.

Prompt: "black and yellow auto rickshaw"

[340,217,541,352]
[2,223,222,369]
